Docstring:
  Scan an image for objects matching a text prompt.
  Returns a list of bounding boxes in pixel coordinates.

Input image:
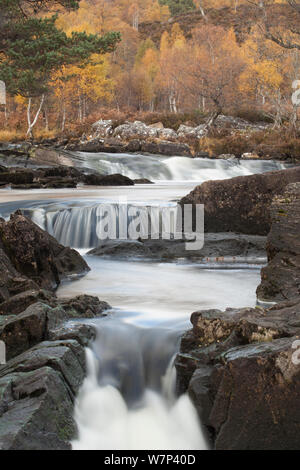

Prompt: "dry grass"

[0,129,26,142]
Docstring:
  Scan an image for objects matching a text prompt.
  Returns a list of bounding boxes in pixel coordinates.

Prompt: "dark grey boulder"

[180,167,300,235]
[176,299,300,450]
[257,182,300,302]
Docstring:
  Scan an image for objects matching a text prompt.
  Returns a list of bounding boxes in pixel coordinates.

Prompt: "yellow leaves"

[51,55,114,104]
[170,24,186,48]
[253,61,283,89]
[14,95,27,106]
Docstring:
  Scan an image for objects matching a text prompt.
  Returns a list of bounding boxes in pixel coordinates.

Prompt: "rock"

[257,183,300,302]
[88,240,152,258]
[87,233,266,262]
[0,338,87,450]
[76,139,127,154]
[141,140,192,157]
[0,212,89,290]
[91,119,113,138]
[133,178,154,184]
[0,248,38,304]
[83,173,134,186]
[48,322,96,347]
[211,337,300,450]
[0,208,105,450]
[125,139,141,153]
[0,366,77,450]
[177,124,207,139]
[214,114,251,130]
[176,299,300,450]
[42,166,82,179]
[82,173,106,185]
[157,128,178,142]
[113,121,159,140]
[93,173,135,186]
[241,152,260,160]
[58,295,111,318]
[0,289,56,316]
[0,170,34,185]
[33,148,73,166]
[0,302,66,360]
[180,167,300,235]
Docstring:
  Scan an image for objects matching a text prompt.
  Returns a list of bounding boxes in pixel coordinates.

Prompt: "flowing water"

[58,151,291,182]
[57,258,260,450]
[0,152,275,450]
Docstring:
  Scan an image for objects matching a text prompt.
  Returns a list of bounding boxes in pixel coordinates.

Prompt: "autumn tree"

[0,6,120,137]
[178,26,245,123]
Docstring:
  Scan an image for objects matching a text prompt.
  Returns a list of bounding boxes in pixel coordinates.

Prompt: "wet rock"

[133,178,154,184]
[0,248,38,304]
[88,240,152,258]
[59,295,111,319]
[0,170,34,185]
[94,173,134,186]
[0,212,102,450]
[0,337,87,450]
[0,212,89,290]
[0,366,76,450]
[257,182,300,302]
[0,289,56,316]
[180,167,300,235]
[83,171,135,186]
[87,233,266,262]
[0,302,67,360]
[42,166,82,179]
[211,337,300,450]
[176,299,300,450]
[49,322,96,347]
[141,140,192,157]
[125,139,142,153]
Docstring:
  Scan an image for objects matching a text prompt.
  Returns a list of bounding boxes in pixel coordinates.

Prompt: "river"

[0,153,286,450]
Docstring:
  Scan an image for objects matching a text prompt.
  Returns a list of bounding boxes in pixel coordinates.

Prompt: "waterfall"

[72,152,293,182]
[22,201,180,249]
[72,319,208,450]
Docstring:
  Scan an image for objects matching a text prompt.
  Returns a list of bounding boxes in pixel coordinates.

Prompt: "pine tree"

[0,2,121,137]
[159,0,196,16]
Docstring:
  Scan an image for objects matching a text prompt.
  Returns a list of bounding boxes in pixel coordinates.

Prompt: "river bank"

[2,113,300,163]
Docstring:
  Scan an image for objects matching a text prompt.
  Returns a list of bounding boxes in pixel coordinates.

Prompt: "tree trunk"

[61,102,66,132]
[26,95,45,140]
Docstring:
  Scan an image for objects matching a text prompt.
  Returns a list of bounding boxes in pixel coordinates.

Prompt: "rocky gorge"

[0,143,299,450]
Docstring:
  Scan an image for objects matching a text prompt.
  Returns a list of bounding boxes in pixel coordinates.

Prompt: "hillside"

[139,3,299,44]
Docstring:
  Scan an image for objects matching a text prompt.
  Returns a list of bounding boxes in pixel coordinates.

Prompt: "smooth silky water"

[57,258,260,450]
[0,153,272,450]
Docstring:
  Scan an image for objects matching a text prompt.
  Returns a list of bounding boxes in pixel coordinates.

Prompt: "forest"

[1,0,300,145]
